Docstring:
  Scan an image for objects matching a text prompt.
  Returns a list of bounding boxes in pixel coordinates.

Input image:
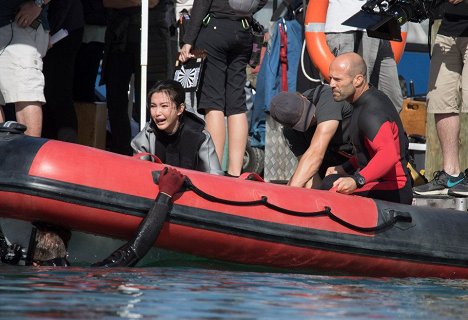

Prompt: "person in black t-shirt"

[269,85,353,188]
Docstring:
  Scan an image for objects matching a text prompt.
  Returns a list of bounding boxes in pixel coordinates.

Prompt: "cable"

[300,39,322,83]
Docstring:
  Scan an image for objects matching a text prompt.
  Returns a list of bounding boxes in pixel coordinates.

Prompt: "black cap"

[269,92,316,132]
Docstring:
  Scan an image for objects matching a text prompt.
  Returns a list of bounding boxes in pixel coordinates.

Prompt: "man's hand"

[158,167,185,198]
[288,120,339,189]
[15,1,42,28]
[448,0,463,4]
[332,177,357,195]
[325,165,346,176]
[178,44,194,63]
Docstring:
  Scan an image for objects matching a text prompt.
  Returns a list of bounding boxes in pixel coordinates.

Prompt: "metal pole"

[140,0,149,130]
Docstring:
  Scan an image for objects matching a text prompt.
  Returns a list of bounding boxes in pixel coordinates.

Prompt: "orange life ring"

[304,0,407,82]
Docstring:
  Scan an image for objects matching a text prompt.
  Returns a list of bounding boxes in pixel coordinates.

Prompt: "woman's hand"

[179,44,194,63]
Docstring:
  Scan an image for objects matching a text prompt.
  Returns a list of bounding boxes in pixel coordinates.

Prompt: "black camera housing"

[343,0,444,41]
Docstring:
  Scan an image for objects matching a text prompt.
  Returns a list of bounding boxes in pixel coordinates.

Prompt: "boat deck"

[413,195,467,212]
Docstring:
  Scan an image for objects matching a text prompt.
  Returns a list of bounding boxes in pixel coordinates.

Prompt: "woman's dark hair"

[147,80,185,109]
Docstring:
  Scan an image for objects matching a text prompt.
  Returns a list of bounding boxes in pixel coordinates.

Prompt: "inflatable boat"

[1,125,468,278]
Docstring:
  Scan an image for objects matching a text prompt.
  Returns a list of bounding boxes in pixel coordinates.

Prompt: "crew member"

[269,85,353,188]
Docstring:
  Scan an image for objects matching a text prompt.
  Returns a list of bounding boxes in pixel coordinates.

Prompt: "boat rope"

[178,176,412,233]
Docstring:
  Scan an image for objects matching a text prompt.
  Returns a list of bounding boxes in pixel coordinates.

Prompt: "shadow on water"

[67,231,339,275]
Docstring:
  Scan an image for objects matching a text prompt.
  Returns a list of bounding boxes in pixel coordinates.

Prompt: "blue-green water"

[1,263,468,319]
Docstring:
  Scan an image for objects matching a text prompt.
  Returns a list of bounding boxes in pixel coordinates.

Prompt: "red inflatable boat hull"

[1,133,467,278]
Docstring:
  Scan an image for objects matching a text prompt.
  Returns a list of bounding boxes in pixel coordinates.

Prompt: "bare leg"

[205,109,226,164]
[15,101,42,137]
[227,112,248,176]
[435,113,460,176]
[0,106,4,122]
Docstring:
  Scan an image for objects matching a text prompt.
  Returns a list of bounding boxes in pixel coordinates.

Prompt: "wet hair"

[33,230,68,262]
[147,80,186,109]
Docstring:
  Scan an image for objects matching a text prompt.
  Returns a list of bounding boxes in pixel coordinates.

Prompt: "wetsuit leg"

[354,180,413,205]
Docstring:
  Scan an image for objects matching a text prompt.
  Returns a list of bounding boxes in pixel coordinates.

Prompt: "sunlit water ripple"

[1,264,468,319]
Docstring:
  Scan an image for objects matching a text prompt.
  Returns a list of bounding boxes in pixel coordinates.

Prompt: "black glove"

[1,243,23,265]
[158,167,185,198]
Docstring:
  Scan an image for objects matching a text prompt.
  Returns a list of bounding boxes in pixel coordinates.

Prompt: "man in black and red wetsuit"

[323,52,413,205]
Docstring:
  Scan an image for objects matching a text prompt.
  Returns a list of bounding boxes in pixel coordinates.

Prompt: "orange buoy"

[304,0,407,82]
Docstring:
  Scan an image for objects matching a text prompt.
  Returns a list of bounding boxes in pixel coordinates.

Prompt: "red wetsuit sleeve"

[359,122,400,183]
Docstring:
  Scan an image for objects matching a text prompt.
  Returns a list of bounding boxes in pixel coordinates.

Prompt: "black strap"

[354,31,364,55]
[24,227,37,266]
[312,84,323,106]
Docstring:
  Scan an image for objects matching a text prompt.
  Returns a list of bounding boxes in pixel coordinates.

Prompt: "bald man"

[323,52,413,205]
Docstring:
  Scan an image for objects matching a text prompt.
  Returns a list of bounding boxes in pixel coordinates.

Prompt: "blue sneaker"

[413,171,465,196]
[448,169,468,197]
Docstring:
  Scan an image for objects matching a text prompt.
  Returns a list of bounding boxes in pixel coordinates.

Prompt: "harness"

[279,22,289,91]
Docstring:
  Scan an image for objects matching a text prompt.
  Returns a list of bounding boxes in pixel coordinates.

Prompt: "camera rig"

[343,0,444,41]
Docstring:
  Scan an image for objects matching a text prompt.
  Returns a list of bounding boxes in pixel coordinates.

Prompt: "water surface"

[1,263,467,319]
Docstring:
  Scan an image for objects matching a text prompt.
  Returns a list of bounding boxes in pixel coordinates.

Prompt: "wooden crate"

[74,102,107,150]
[400,98,427,137]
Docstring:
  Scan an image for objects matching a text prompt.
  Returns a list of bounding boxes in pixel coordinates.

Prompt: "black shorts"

[195,17,252,116]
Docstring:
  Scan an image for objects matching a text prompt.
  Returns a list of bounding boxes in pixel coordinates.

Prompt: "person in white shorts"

[325,0,404,113]
[413,0,468,197]
[0,0,50,137]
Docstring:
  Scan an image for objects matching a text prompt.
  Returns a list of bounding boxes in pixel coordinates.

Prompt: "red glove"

[158,167,185,197]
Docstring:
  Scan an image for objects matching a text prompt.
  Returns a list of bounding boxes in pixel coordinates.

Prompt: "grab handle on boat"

[152,170,191,192]
[239,172,264,182]
[133,152,163,163]
[390,210,412,223]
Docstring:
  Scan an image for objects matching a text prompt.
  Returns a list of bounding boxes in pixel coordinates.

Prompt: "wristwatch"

[352,173,366,188]
[34,0,46,9]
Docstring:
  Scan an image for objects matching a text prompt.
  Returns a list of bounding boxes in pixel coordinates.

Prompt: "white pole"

[140,0,149,130]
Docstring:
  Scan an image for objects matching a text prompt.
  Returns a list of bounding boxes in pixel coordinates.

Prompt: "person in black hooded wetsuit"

[323,52,413,205]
